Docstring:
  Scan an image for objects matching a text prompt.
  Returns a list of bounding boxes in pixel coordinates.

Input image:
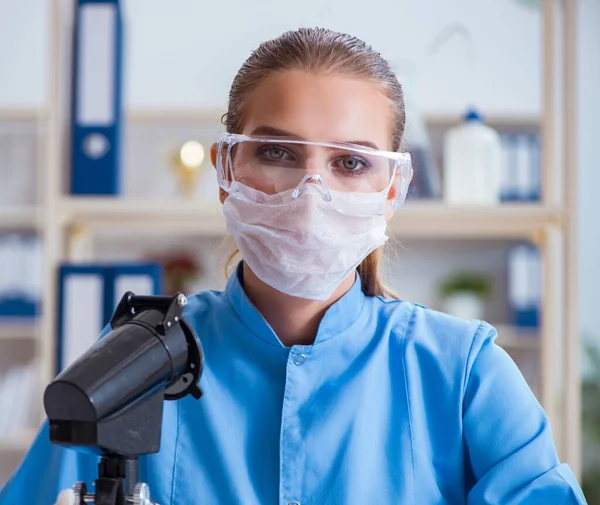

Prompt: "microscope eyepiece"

[44,291,203,457]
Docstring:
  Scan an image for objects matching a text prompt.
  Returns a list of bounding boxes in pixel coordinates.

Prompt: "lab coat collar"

[225,262,366,347]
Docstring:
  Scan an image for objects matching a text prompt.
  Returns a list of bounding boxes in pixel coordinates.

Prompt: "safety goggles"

[216,133,413,217]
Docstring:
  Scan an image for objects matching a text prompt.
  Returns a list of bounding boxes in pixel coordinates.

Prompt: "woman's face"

[213,69,395,203]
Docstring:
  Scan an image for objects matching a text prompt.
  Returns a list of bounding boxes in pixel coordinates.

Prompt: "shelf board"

[0,429,36,453]
[126,109,540,127]
[58,197,226,236]
[58,197,560,240]
[0,108,540,127]
[424,113,540,128]
[389,201,562,238]
[0,206,40,230]
[494,324,540,350]
[0,320,38,341]
[0,109,41,121]
[126,107,224,123]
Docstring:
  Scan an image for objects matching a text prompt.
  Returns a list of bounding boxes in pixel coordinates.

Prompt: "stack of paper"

[0,361,38,439]
[0,122,38,206]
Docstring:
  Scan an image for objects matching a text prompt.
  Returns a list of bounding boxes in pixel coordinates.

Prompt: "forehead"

[241,69,394,151]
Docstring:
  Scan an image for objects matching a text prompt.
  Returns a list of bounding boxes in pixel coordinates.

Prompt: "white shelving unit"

[0,106,44,485]
[55,197,561,239]
[0,0,581,483]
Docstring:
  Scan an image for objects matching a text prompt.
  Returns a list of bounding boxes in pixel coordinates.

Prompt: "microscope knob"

[133,482,152,505]
[72,482,87,504]
[176,293,188,307]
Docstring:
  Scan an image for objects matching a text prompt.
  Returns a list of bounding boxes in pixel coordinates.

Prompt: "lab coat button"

[293,354,307,365]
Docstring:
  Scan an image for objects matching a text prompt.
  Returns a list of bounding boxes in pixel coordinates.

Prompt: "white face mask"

[222,181,389,301]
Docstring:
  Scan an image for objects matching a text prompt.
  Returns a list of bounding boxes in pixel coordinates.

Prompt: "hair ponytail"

[357,248,398,299]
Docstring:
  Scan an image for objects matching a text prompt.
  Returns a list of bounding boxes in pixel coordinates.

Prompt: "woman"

[1,27,586,505]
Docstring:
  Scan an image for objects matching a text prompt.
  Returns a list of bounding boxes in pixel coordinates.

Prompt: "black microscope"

[43,292,204,505]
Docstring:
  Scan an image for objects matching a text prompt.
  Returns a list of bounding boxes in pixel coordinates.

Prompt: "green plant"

[514,0,539,7]
[581,334,600,502]
[438,272,492,300]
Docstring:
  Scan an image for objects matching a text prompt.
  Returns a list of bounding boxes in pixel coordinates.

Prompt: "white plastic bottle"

[443,109,502,205]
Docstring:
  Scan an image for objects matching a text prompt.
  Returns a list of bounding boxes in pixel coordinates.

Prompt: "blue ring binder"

[56,263,163,373]
[70,0,124,195]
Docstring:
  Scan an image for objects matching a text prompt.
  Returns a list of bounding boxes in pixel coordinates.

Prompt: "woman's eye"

[267,147,284,159]
[343,158,360,170]
[336,156,369,172]
[260,145,289,161]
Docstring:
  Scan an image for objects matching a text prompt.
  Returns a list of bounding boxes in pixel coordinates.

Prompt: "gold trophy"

[172,140,205,198]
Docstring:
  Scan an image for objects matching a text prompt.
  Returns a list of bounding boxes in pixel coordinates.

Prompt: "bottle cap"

[464,108,483,122]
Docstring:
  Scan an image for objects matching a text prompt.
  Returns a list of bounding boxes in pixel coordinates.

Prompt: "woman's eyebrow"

[249,125,380,150]
[250,125,301,138]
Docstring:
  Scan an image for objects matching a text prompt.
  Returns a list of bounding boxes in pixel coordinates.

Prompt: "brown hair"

[223,27,405,298]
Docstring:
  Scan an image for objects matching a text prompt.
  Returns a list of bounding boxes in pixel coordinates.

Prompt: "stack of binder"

[507,243,541,328]
[0,234,43,318]
[56,263,162,372]
[500,133,541,202]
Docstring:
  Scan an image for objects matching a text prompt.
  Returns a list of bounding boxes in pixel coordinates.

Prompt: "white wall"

[577,0,600,336]
[2,0,540,115]
[1,0,598,333]
[0,0,49,107]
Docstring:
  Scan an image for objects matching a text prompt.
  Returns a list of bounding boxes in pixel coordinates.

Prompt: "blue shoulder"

[370,296,498,392]
[182,289,226,319]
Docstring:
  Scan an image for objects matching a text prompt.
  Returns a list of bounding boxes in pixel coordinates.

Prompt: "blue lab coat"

[0,266,587,504]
